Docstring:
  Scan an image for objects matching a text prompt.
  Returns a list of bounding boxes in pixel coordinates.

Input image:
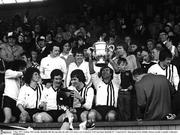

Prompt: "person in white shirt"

[17,67,44,123]
[88,54,121,122]
[66,49,91,87]
[39,43,67,87]
[148,49,179,91]
[165,38,179,58]
[59,40,75,69]
[2,60,26,123]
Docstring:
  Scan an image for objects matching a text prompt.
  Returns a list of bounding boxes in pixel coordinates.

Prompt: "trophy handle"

[87,47,95,55]
[108,44,115,52]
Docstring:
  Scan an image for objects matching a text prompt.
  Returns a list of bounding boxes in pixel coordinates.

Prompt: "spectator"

[129,43,138,55]
[148,14,163,39]
[21,31,36,54]
[36,36,50,64]
[20,52,32,69]
[71,36,86,54]
[0,32,24,66]
[66,49,91,87]
[56,26,64,36]
[39,43,67,87]
[117,58,134,121]
[164,38,179,58]
[124,35,132,52]
[45,31,53,46]
[155,42,163,51]
[159,30,169,46]
[124,35,132,47]
[54,33,63,44]
[29,49,40,69]
[140,49,156,73]
[113,40,138,72]
[146,39,155,52]
[173,24,180,45]
[33,24,42,39]
[132,17,148,45]
[59,40,75,69]
[151,47,160,63]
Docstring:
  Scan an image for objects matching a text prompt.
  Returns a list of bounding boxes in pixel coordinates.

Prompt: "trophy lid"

[93,37,107,45]
[93,37,107,47]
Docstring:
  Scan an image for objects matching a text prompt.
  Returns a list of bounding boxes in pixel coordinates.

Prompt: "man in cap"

[0,32,24,67]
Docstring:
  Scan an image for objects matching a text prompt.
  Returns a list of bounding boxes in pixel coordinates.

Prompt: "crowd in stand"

[0,1,180,130]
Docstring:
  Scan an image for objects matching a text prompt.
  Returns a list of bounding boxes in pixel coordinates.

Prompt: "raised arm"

[5,70,23,79]
[109,59,120,74]
[88,55,95,74]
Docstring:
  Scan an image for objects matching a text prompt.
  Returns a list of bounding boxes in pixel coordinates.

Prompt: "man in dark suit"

[36,36,51,64]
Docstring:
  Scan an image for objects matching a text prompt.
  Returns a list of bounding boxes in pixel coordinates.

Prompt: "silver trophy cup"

[88,41,115,67]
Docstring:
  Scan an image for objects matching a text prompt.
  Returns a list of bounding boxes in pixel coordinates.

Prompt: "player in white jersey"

[68,69,94,122]
[33,69,68,122]
[148,49,179,91]
[17,67,44,123]
[88,54,121,121]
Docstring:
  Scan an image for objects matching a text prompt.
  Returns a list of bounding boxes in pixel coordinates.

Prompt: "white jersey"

[91,73,121,107]
[66,60,91,87]
[68,85,94,110]
[17,84,44,109]
[3,69,23,100]
[40,55,67,80]
[40,86,59,110]
[148,63,179,90]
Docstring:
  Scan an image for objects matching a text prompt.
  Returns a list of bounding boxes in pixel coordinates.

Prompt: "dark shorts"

[46,110,65,122]
[2,96,21,118]
[75,108,86,121]
[93,105,117,120]
[25,108,42,121]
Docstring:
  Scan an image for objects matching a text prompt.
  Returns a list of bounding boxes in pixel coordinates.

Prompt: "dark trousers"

[131,93,137,120]
[117,91,131,121]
